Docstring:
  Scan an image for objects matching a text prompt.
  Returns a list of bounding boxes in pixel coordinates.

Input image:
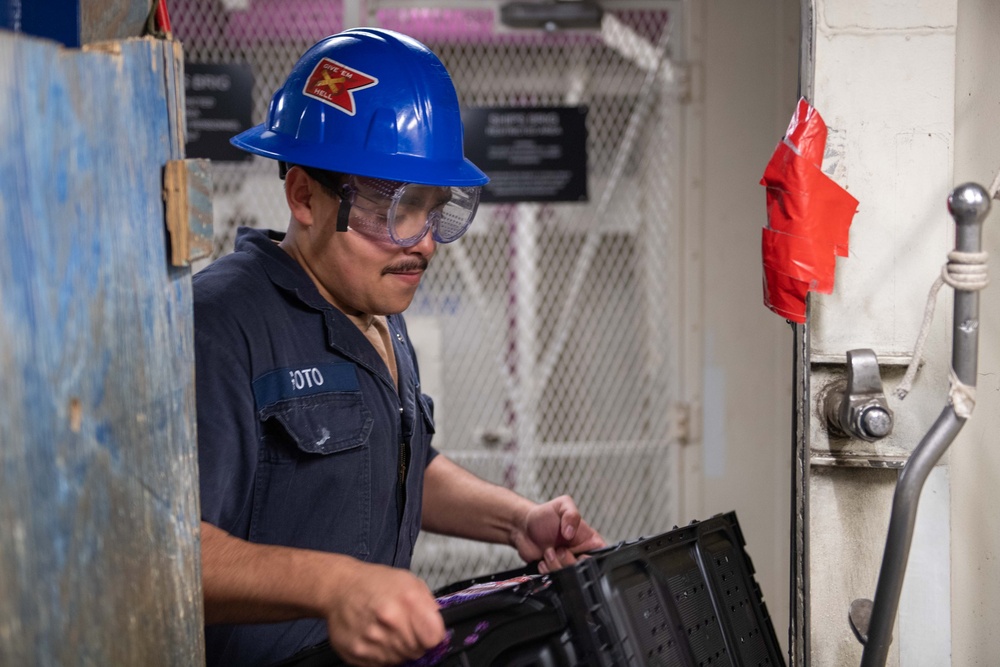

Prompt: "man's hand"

[200,522,444,667]
[421,458,606,574]
[323,563,445,667]
[511,495,606,573]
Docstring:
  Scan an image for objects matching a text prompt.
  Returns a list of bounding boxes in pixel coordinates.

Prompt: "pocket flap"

[418,393,436,435]
[260,393,373,456]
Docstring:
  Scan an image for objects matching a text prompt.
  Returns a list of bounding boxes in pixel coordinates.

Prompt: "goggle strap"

[336,196,351,232]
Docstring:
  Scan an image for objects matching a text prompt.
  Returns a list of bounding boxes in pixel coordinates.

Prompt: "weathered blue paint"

[0,33,203,664]
[0,0,81,47]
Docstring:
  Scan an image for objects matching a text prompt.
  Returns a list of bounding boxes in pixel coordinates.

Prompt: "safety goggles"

[305,168,481,247]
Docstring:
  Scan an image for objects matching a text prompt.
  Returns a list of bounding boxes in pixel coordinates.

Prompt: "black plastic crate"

[550,511,784,667]
[273,512,784,667]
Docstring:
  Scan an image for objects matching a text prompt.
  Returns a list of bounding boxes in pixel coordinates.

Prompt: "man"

[194,28,605,667]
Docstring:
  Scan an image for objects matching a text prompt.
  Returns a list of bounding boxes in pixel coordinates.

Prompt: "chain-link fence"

[174,0,685,590]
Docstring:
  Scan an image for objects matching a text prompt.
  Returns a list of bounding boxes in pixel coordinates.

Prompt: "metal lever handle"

[856,183,990,667]
[824,349,894,441]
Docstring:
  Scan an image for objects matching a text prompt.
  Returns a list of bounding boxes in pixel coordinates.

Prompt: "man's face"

[295,171,438,317]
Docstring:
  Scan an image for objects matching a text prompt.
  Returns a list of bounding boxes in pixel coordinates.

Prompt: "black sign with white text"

[462,106,588,203]
[184,63,254,162]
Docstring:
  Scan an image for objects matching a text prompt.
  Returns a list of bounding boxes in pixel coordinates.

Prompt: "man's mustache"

[383,258,429,274]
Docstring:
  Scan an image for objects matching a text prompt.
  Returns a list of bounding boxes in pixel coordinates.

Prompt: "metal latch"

[823,349,894,441]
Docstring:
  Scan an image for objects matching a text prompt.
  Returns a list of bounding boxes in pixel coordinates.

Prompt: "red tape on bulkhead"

[758,97,859,322]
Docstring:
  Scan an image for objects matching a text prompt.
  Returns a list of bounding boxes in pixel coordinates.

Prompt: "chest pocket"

[260,392,373,457]
[253,362,373,457]
[249,365,374,557]
[416,393,435,437]
[400,393,437,555]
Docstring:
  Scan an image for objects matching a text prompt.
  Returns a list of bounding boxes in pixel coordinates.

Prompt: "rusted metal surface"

[0,33,203,665]
[790,319,810,667]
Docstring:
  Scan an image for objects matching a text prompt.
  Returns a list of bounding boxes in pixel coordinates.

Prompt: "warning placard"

[462,106,588,203]
[184,63,254,162]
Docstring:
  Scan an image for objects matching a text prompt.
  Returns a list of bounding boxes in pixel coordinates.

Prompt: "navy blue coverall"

[194,227,437,666]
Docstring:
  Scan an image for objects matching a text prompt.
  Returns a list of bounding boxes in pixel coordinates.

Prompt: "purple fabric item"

[400,575,547,666]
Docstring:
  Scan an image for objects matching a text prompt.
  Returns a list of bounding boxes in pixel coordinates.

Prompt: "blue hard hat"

[230,28,488,187]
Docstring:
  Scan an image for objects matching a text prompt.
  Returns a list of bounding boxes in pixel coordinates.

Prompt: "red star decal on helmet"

[302,58,378,116]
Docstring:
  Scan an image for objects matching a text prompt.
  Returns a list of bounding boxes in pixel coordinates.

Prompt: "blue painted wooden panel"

[0,34,203,664]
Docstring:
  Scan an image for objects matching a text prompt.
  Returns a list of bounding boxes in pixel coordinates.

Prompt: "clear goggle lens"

[344,175,481,247]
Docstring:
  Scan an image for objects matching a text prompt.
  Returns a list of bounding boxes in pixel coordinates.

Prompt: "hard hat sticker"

[302,58,378,116]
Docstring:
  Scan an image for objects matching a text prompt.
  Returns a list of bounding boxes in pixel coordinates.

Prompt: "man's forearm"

[201,521,346,624]
[420,455,536,546]
[200,521,447,664]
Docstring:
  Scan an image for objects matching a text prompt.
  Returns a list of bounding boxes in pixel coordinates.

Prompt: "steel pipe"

[860,183,990,667]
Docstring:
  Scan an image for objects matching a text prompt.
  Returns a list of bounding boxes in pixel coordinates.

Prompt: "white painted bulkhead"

[952,1,1000,664]
[692,1,1000,665]
[804,2,958,665]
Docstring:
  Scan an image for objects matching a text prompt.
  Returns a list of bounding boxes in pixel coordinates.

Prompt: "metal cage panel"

[174,0,685,590]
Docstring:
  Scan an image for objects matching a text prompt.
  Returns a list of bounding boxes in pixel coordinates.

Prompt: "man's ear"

[284,166,315,227]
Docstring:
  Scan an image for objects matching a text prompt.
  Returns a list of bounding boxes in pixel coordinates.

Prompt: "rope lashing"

[943,250,990,290]
[894,250,989,403]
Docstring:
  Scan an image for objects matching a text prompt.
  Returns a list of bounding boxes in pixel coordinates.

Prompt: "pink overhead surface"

[377,7,496,41]
[171,0,667,46]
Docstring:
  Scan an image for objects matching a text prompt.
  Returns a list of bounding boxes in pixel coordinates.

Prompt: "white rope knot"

[949,368,977,419]
[894,250,989,400]
[942,250,989,291]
